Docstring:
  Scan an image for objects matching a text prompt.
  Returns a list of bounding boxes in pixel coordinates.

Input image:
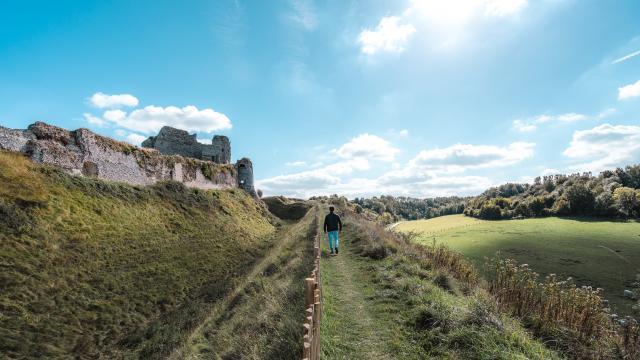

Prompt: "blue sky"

[1,0,639,198]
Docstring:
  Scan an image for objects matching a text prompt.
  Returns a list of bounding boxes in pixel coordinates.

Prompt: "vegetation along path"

[319,211,419,359]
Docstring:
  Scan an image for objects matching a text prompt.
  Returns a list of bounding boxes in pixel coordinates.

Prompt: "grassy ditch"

[0,151,275,359]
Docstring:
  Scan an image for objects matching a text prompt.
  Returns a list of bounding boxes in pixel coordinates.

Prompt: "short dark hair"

[329,206,335,212]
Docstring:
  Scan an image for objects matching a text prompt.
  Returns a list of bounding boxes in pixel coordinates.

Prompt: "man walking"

[323,206,342,255]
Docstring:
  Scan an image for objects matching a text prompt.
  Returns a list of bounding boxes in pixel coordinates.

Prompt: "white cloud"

[612,50,640,64]
[256,170,341,198]
[92,105,232,135]
[618,80,640,100]
[563,123,640,172]
[286,161,307,167]
[512,119,537,132]
[399,129,409,137]
[332,133,399,162]
[124,133,147,146]
[89,92,139,109]
[598,108,616,118]
[114,129,127,137]
[359,0,529,55]
[409,142,535,171]
[83,113,106,127]
[358,16,416,55]
[197,138,212,145]
[258,139,533,198]
[103,109,127,122]
[556,113,587,122]
[512,112,591,132]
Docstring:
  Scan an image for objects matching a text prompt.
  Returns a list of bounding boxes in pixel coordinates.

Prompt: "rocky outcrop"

[0,122,243,191]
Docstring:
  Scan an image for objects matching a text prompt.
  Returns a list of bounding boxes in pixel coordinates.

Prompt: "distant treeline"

[352,195,468,221]
[465,165,640,220]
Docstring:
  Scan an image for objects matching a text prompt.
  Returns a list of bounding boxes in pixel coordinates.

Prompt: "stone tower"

[236,157,256,197]
[211,135,230,164]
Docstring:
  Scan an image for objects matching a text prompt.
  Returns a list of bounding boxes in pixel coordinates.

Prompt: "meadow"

[395,214,640,316]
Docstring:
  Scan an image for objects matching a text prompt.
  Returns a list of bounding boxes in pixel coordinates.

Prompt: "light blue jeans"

[327,230,340,250]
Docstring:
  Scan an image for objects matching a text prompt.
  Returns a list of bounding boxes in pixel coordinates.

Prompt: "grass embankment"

[396,214,640,315]
[320,207,558,359]
[174,208,317,359]
[0,151,276,359]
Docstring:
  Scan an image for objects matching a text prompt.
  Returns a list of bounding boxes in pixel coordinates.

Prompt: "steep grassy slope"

[396,214,640,315]
[174,209,317,359]
[0,151,277,359]
[320,207,559,359]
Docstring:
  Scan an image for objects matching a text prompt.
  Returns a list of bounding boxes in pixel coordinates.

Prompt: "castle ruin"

[141,126,231,164]
[0,122,256,196]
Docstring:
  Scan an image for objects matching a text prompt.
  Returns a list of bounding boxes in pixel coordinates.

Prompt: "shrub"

[565,183,595,214]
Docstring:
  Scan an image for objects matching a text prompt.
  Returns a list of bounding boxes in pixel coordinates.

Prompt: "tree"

[553,197,571,215]
[528,196,545,217]
[480,203,502,219]
[594,192,617,217]
[564,183,595,215]
[613,187,637,217]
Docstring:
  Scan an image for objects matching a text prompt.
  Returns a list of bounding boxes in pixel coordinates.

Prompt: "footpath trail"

[319,219,396,360]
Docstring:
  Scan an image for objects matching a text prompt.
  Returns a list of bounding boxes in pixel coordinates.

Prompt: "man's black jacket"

[324,212,342,233]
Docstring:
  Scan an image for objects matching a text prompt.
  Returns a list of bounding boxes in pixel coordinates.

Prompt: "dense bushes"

[465,165,640,220]
[352,195,468,221]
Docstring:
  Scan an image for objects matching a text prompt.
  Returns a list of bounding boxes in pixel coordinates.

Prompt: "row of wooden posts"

[302,233,322,360]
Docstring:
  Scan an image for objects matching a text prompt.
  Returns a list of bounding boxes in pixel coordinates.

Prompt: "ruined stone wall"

[0,122,238,190]
[142,126,231,164]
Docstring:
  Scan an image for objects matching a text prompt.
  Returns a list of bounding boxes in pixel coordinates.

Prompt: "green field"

[396,214,640,315]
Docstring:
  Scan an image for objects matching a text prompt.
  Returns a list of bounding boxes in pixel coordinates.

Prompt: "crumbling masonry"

[0,122,256,196]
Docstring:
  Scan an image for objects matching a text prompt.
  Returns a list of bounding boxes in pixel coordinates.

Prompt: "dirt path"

[320,226,394,360]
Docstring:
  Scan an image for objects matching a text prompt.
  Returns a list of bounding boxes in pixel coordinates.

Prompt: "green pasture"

[396,214,640,316]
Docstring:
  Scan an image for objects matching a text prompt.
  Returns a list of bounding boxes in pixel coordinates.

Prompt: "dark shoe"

[335,248,339,254]
[330,249,335,255]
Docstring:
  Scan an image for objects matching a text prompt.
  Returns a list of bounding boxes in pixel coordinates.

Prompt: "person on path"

[324,206,342,255]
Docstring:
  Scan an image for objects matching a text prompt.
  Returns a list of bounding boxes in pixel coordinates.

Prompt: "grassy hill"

[395,214,640,316]
[0,151,286,359]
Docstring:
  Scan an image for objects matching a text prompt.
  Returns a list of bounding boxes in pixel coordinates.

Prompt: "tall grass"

[487,257,640,359]
[329,206,561,359]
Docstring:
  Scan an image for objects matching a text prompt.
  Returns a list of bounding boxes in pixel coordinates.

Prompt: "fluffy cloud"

[258,139,531,199]
[256,170,341,198]
[125,133,147,146]
[89,92,139,109]
[563,123,640,172]
[378,142,534,186]
[358,16,416,55]
[93,105,232,135]
[618,80,640,100]
[512,112,591,132]
[332,133,399,162]
[409,142,535,171]
[83,113,106,127]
